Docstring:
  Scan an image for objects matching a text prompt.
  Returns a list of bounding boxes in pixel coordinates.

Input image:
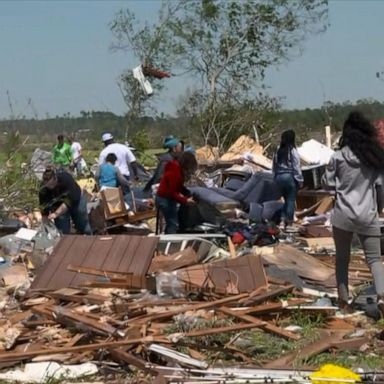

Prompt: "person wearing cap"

[99,133,139,194]
[52,134,73,170]
[143,135,183,193]
[39,167,92,235]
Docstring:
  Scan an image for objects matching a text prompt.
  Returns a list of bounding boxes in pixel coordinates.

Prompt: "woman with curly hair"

[322,111,384,317]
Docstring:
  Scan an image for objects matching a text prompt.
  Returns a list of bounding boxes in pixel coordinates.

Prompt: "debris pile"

[0,134,383,382]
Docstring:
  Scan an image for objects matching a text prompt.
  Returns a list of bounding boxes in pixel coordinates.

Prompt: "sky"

[0,0,384,119]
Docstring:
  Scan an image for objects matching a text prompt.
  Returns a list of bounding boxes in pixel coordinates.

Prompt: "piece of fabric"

[333,226,384,303]
[52,143,72,166]
[99,143,136,177]
[274,173,297,222]
[156,195,178,234]
[39,172,81,215]
[272,147,303,185]
[322,146,381,235]
[157,160,189,205]
[249,201,283,223]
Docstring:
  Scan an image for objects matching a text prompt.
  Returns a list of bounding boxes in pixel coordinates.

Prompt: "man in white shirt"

[99,133,139,194]
[69,137,83,176]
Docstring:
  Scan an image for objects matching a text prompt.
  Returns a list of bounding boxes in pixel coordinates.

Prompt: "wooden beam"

[0,336,162,362]
[135,293,249,324]
[217,307,300,341]
[169,323,266,339]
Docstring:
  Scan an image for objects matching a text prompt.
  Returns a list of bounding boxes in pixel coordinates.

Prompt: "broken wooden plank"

[239,285,294,306]
[0,336,162,362]
[67,264,133,278]
[168,323,266,340]
[51,305,122,337]
[263,331,346,368]
[217,307,300,341]
[315,196,334,215]
[148,247,199,273]
[108,348,156,374]
[134,292,249,324]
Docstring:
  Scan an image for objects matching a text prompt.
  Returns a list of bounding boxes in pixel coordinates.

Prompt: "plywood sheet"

[31,235,159,290]
[177,254,267,294]
[261,244,335,283]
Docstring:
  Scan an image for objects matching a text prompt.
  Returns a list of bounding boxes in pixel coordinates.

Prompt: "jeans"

[120,175,131,195]
[74,160,82,177]
[55,194,92,235]
[333,226,384,303]
[275,173,297,223]
[156,196,178,234]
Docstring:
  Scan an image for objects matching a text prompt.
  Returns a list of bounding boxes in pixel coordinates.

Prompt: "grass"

[306,351,384,370]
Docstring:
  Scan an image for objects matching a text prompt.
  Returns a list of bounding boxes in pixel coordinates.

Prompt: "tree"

[111,0,328,150]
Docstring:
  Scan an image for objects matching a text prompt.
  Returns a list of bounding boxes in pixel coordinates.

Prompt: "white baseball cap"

[102,133,114,142]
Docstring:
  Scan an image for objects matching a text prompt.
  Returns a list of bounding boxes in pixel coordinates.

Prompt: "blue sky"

[0,0,383,119]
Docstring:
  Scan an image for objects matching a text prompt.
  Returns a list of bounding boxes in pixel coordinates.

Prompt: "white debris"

[0,362,98,383]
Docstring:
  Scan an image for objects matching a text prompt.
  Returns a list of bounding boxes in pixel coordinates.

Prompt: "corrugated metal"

[31,235,159,290]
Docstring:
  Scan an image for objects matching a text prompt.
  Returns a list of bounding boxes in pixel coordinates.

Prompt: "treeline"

[1,98,384,150]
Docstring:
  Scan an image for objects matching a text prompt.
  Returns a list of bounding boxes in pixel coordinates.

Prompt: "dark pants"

[333,226,384,303]
[55,194,92,235]
[156,196,178,234]
[275,173,297,223]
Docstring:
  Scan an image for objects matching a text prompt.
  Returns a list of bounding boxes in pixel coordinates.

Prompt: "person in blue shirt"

[96,153,131,190]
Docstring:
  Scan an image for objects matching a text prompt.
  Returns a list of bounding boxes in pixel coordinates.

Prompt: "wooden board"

[177,254,267,294]
[31,235,159,290]
[262,244,335,284]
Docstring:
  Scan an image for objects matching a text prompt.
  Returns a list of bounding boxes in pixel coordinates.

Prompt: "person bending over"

[39,167,92,235]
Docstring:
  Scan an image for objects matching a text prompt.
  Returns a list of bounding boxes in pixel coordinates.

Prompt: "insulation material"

[297,139,334,166]
[195,145,219,162]
[220,135,264,161]
[220,135,272,169]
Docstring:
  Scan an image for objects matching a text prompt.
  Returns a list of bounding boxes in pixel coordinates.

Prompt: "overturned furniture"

[180,170,282,230]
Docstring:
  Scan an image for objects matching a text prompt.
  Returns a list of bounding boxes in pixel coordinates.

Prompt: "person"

[68,136,83,176]
[99,133,139,194]
[96,153,131,190]
[143,135,183,193]
[322,111,384,317]
[156,151,198,234]
[52,134,73,170]
[39,167,92,235]
[272,130,303,229]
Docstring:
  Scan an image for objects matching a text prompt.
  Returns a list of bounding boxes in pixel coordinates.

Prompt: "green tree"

[111,0,328,152]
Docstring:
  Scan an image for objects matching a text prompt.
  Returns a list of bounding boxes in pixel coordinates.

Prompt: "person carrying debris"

[322,111,384,317]
[143,135,183,193]
[39,167,92,235]
[272,130,303,230]
[156,152,197,234]
[99,133,139,195]
[52,134,73,170]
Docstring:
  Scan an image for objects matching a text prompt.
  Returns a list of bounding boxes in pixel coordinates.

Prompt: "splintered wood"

[0,234,380,382]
